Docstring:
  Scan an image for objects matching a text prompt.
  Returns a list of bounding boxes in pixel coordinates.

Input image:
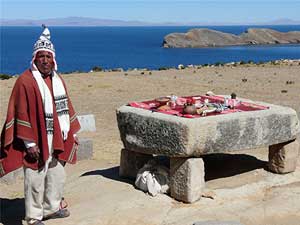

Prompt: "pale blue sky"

[1,0,300,24]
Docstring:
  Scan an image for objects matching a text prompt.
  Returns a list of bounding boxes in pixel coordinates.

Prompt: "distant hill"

[1,17,300,26]
[0,17,179,26]
[266,18,300,25]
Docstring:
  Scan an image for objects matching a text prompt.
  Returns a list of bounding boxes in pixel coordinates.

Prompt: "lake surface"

[1,25,300,75]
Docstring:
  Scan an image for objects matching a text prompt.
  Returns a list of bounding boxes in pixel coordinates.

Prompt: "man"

[0,25,81,225]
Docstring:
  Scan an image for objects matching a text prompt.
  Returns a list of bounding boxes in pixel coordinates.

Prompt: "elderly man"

[0,26,81,225]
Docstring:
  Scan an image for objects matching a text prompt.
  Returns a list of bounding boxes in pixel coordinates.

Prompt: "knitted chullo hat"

[31,25,57,71]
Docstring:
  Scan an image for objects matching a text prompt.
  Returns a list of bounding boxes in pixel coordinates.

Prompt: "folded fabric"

[135,160,170,197]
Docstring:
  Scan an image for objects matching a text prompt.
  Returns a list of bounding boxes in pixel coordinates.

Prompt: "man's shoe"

[27,220,45,225]
[43,208,70,221]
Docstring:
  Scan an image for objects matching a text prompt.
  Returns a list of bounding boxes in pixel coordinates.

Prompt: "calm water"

[1,25,300,75]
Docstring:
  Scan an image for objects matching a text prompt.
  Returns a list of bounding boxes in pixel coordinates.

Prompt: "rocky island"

[163,28,300,48]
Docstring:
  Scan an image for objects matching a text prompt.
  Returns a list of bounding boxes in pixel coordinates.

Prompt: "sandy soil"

[1,62,300,225]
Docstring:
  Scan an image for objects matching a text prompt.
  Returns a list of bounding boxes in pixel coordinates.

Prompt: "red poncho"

[0,69,81,176]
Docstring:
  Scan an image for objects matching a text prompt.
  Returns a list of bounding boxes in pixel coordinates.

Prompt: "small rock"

[201,191,216,199]
[177,64,185,70]
[286,80,295,85]
[206,91,215,96]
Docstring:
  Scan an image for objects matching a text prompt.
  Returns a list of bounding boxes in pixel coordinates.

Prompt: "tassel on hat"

[39,24,51,40]
[33,24,55,56]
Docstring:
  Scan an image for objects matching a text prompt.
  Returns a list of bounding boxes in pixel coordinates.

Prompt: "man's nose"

[42,57,49,63]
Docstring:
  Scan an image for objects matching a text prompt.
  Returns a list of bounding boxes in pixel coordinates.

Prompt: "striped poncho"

[0,69,81,176]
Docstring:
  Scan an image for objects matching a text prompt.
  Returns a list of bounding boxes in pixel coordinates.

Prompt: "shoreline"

[1,58,300,78]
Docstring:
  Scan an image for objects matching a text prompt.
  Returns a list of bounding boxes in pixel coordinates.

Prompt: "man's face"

[34,51,54,75]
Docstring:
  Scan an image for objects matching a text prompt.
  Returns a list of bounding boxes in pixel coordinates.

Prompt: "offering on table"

[183,99,197,115]
[129,93,269,118]
[155,96,170,105]
[158,104,171,111]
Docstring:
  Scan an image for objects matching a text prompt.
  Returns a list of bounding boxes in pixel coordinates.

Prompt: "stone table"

[116,96,300,203]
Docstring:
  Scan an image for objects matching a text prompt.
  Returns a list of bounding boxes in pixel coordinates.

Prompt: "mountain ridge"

[1,17,300,26]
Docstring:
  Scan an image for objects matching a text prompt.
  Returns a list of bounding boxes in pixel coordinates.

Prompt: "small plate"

[155,96,170,104]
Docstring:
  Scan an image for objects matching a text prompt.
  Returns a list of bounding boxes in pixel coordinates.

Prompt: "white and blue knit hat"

[32,25,57,71]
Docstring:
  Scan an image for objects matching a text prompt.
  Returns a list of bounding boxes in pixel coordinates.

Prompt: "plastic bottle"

[170,94,177,109]
[224,97,229,107]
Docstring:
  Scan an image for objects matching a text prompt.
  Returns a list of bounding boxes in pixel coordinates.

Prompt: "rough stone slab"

[193,221,243,225]
[268,139,300,174]
[77,138,93,160]
[119,148,153,179]
[77,114,96,132]
[170,157,205,203]
[116,99,300,156]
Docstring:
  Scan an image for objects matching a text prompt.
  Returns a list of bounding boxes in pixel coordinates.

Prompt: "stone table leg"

[119,148,153,179]
[268,139,300,174]
[170,157,205,203]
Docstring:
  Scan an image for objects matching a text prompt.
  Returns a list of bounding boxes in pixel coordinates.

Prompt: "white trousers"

[24,157,66,222]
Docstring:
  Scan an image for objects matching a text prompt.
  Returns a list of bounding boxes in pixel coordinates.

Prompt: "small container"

[169,94,177,109]
[183,100,197,115]
[224,97,229,107]
[194,100,202,108]
[155,96,170,106]
[231,92,237,99]
[230,93,238,109]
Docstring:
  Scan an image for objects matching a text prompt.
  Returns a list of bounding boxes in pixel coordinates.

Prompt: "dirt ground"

[1,61,300,225]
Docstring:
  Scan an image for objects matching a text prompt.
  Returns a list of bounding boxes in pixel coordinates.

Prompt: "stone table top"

[116,97,300,157]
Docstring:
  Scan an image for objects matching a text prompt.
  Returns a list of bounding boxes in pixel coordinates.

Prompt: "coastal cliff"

[163,28,300,48]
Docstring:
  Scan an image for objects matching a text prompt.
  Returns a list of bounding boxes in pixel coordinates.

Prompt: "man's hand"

[26,146,40,160]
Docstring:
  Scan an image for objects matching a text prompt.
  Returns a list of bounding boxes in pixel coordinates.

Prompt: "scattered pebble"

[286,80,295,85]
[201,191,216,200]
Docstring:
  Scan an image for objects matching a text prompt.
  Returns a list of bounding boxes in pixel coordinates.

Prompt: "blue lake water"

[1,25,300,75]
